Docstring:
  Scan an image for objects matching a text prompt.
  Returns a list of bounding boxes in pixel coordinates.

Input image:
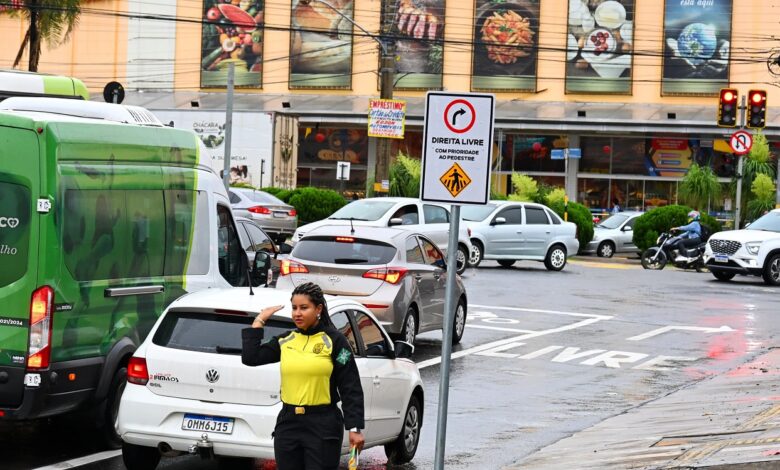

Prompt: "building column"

[567,135,580,202]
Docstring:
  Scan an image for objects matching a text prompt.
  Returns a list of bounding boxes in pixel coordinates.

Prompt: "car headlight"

[745,242,762,255]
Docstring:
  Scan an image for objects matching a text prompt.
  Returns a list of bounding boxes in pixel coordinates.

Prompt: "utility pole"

[222,62,235,191]
[734,94,746,229]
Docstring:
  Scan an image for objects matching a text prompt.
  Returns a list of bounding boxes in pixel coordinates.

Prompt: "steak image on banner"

[289,0,355,88]
[200,0,265,88]
[661,0,732,96]
[471,0,540,92]
[387,0,446,90]
[565,0,634,94]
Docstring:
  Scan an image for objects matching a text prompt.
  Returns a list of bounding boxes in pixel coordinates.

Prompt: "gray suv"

[463,201,579,271]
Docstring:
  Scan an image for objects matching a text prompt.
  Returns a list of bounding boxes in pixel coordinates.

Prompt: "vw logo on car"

[205,369,220,384]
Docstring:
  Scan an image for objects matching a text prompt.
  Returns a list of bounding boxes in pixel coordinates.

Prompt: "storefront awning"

[113,91,780,137]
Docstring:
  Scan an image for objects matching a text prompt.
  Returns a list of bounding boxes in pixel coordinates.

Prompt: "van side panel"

[0,125,39,407]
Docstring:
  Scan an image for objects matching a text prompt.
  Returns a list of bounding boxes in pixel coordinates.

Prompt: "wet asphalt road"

[3,258,778,470]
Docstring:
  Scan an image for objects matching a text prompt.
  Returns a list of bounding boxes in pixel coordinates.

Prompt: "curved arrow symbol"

[452,108,466,126]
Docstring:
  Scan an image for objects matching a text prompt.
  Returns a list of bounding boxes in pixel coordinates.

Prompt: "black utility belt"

[282,403,337,415]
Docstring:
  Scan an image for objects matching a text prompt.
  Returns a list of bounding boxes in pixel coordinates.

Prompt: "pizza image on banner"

[440,163,471,197]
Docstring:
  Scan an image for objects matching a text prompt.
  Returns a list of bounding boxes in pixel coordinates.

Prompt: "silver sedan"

[463,201,579,271]
[583,211,643,258]
[275,225,468,347]
[229,188,297,244]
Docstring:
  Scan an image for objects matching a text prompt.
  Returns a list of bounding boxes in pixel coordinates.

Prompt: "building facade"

[2,0,778,218]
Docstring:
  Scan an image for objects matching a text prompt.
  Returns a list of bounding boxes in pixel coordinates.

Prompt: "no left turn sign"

[729,130,753,155]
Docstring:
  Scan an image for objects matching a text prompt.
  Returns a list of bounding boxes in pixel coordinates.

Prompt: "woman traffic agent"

[242,282,365,470]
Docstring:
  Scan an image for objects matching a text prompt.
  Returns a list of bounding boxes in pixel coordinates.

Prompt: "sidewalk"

[505,349,780,469]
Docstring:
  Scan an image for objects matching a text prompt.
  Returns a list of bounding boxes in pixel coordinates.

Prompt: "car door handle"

[545,231,551,234]
[373,377,381,386]
[413,274,423,282]
[516,231,523,234]
[433,272,442,280]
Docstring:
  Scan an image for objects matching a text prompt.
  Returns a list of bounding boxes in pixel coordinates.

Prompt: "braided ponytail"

[291,282,332,328]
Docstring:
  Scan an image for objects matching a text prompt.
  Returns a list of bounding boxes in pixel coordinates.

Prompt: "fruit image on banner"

[661,0,732,96]
[200,0,265,87]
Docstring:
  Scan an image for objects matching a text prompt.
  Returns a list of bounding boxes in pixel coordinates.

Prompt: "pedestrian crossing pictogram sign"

[440,163,471,197]
[421,92,495,205]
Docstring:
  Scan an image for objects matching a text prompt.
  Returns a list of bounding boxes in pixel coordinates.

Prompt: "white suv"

[704,209,780,285]
[117,288,424,469]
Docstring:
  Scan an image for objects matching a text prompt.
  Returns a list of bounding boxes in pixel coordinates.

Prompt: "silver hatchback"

[463,201,579,271]
[274,225,468,346]
[229,188,297,244]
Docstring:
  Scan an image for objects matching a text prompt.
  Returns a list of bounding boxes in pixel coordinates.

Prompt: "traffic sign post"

[421,92,495,470]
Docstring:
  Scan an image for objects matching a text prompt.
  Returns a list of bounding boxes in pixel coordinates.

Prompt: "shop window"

[611,139,648,175]
[297,128,368,166]
[644,181,677,210]
[509,136,565,173]
[578,178,610,212]
[580,137,611,174]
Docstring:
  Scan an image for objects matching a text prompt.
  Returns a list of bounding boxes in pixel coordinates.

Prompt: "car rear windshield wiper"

[215,345,242,354]
[333,258,368,264]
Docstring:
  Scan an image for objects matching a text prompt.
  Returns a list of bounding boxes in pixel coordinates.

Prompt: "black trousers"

[273,406,344,470]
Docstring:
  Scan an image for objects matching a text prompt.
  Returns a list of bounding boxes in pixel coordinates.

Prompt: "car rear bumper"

[117,384,277,459]
[245,215,297,235]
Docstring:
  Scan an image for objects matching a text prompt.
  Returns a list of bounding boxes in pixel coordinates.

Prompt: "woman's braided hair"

[291,282,332,327]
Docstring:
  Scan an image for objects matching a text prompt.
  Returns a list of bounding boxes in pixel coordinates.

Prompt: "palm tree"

[679,163,721,211]
[1,0,82,72]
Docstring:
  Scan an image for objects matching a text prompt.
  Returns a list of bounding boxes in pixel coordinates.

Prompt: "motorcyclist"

[672,210,702,260]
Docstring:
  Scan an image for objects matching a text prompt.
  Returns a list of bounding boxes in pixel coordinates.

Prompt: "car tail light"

[281,259,309,276]
[127,357,149,385]
[27,286,54,370]
[288,209,297,217]
[248,206,271,215]
[363,267,408,285]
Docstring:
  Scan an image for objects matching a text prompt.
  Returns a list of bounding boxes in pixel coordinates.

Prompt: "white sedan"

[117,288,424,469]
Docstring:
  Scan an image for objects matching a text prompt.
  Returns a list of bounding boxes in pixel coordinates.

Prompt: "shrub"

[545,188,567,206]
[389,154,421,198]
[632,205,722,252]
[548,200,594,250]
[679,164,721,210]
[287,187,346,225]
[510,173,538,202]
[747,174,776,221]
[260,187,297,203]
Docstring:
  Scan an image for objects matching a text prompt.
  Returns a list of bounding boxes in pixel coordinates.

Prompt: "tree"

[389,154,421,198]
[734,130,776,225]
[747,174,776,221]
[678,163,721,211]
[1,0,82,72]
[508,173,538,202]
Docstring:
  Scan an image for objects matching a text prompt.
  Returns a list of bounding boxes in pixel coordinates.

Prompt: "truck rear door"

[0,125,39,408]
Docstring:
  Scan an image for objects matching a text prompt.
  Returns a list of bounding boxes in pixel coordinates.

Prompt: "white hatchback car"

[117,288,424,469]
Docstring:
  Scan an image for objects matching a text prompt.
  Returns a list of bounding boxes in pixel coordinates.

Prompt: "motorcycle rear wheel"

[641,247,667,270]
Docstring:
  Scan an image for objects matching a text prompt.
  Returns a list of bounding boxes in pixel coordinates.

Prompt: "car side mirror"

[622,226,633,232]
[365,343,389,357]
[252,251,272,286]
[389,217,404,227]
[279,243,293,255]
[491,217,506,226]
[393,340,414,359]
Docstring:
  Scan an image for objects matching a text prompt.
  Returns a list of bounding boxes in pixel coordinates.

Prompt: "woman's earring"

[317,314,321,320]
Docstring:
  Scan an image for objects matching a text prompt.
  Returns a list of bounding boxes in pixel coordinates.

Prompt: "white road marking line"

[32,450,121,470]
[470,304,612,320]
[627,325,735,341]
[466,324,536,333]
[417,316,609,370]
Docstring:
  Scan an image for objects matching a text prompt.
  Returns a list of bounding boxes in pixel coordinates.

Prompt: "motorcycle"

[640,230,707,271]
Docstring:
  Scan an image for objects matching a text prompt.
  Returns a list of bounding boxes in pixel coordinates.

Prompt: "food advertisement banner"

[368,99,407,139]
[566,0,634,94]
[471,0,539,91]
[661,0,732,96]
[386,0,446,90]
[289,0,354,88]
[200,0,265,88]
[153,111,274,187]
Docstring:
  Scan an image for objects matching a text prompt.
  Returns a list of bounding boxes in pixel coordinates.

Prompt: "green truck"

[0,97,251,446]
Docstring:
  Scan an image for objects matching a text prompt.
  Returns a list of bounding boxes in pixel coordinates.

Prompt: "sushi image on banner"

[661,0,732,96]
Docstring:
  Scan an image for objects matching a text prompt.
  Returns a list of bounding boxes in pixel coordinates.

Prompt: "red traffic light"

[747,89,767,129]
[721,89,737,103]
[750,90,766,105]
[717,88,739,127]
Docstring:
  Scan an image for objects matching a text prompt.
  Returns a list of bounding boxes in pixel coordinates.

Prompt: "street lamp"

[298,0,396,194]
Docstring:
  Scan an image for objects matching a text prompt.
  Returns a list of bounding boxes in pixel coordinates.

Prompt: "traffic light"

[747,89,767,129]
[717,88,738,127]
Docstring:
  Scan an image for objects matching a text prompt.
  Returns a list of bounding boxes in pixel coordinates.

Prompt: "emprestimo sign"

[421,92,495,205]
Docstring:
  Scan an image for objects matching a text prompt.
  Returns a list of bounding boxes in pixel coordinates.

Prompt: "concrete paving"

[508,349,780,469]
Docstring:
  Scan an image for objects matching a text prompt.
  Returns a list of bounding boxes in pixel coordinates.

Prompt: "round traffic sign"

[729,130,753,155]
[443,99,476,134]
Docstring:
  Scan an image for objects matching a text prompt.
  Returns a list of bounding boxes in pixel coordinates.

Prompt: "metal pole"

[735,94,746,229]
[374,44,396,190]
[222,62,235,191]
[434,204,460,470]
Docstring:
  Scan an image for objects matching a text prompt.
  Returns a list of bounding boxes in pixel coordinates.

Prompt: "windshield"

[329,200,396,221]
[747,211,780,232]
[598,214,629,230]
[243,191,285,205]
[461,204,497,222]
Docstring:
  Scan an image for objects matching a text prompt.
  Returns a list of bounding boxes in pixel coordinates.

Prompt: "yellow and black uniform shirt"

[241,321,365,430]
